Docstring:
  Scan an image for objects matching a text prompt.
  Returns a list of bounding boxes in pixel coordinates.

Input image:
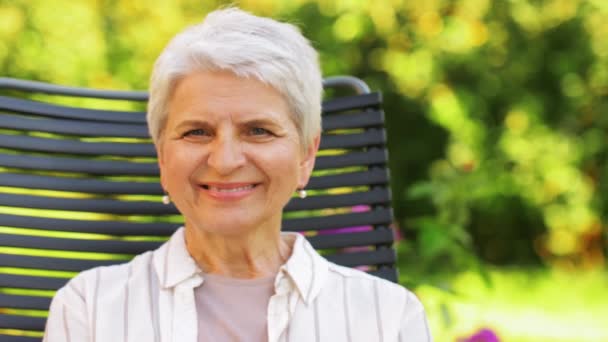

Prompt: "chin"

[187,214,272,236]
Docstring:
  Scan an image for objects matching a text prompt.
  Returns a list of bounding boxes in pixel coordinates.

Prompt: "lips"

[203,184,256,192]
[199,182,259,200]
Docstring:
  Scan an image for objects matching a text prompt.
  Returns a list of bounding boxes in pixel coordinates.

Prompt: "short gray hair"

[147,7,323,151]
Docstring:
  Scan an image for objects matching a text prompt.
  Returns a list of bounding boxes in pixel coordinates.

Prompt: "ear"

[298,134,321,188]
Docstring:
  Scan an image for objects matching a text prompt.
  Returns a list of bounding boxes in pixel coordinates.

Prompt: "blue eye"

[250,127,270,135]
[184,129,208,137]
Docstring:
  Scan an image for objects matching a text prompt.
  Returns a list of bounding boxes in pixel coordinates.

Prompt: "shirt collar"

[152,227,329,301]
[279,232,329,305]
[153,227,202,289]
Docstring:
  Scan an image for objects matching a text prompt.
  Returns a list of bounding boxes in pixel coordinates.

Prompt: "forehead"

[167,70,292,124]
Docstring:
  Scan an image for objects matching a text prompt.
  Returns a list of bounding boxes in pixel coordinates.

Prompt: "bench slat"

[283,208,393,231]
[0,233,163,253]
[0,333,42,342]
[321,92,381,113]
[0,134,155,157]
[0,229,393,258]
[0,274,69,291]
[0,95,146,123]
[319,130,385,150]
[322,110,384,131]
[0,213,178,235]
[0,254,122,272]
[0,206,391,235]
[0,153,158,175]
[0,187,389,214]
[0,92,380,126]
[0,294,52,311]
[0,313,47,332]
[0,113,149,137]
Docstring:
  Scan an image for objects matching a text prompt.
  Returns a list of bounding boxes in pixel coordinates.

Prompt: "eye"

[183,128,209,137]
[250,127,271,136]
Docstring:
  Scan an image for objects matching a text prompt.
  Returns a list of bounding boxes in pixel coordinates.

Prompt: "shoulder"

[325,262,424,315]
[61,226,187,297]
[318,262,429,339]
[326,262,403,293]
[45,251,158,340]
[58,250,155,304]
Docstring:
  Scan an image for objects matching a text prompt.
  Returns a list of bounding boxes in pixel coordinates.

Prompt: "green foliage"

[418,267,608,341]
[1,0,607,288]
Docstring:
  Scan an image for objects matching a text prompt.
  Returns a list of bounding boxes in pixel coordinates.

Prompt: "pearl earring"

[162,193,171,205]
[297,189,307,199]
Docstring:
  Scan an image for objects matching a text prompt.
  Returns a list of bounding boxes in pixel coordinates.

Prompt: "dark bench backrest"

[0,76,396,341]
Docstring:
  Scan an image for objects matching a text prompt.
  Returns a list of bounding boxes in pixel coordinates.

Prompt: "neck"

[184,223,292,279]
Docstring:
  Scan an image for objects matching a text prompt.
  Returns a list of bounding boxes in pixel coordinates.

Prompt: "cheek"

[160,144,205,185]
[250,143,301,183]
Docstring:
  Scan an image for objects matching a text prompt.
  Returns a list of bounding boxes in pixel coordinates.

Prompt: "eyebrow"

[173,115,284,130]
[241,118,283,128]
[173,119,213,132]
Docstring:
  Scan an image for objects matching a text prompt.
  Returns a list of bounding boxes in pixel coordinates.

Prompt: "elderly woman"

[43,7,431,342]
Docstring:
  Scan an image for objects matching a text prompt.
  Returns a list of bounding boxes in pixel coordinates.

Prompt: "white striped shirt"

[43,227,432,342]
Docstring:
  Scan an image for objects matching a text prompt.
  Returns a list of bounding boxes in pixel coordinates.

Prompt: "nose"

[207,134,246,175]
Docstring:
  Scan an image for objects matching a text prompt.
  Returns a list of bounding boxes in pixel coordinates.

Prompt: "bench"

[0,76,397,341]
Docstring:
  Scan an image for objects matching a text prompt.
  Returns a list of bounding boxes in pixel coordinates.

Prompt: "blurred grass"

[411,267,608,341]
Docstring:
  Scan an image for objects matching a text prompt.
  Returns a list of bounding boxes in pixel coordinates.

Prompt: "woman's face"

[158,70,318,236]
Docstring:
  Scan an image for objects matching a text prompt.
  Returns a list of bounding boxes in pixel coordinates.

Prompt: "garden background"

[0,0,607,340]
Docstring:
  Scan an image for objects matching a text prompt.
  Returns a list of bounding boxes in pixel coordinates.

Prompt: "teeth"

[208,185,255,192]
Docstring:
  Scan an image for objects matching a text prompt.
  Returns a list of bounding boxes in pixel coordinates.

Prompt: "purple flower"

[459,328,500,342]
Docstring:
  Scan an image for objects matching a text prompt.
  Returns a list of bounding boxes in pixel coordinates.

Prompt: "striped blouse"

[43,227,432,342]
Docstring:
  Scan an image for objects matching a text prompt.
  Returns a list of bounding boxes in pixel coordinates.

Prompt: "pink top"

[194,273,276,342]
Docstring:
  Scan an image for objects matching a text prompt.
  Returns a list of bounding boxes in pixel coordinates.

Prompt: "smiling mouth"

[202,184,257,192]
